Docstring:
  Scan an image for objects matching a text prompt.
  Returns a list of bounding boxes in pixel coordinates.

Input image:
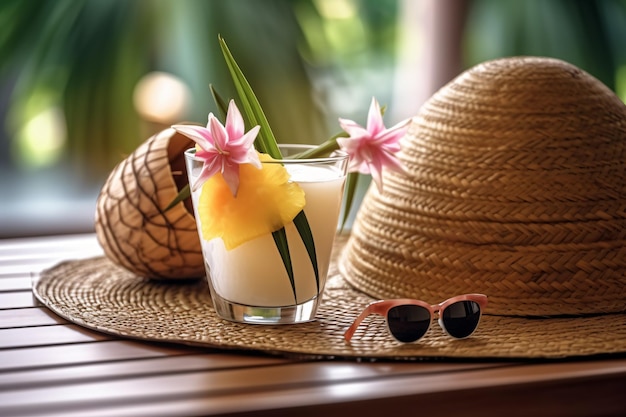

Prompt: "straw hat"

[34,57,626,360]
[341,56,626,317]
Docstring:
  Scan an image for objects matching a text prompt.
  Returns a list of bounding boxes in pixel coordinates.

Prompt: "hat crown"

[341,57,626,316]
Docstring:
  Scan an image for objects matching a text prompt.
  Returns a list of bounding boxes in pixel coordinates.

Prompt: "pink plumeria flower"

[172,100,261,196]
[337,97,410,193]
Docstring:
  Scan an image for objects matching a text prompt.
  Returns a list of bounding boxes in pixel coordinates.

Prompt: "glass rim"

[184,145,348,164]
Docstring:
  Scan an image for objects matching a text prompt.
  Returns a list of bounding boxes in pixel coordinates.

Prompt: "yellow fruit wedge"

[197,154,305,250]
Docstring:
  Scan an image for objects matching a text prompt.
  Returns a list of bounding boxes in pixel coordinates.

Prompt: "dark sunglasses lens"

[387,305,431,343]
[441,301,481,338]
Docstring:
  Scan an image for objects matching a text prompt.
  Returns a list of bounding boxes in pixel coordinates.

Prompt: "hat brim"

[33,237,626,361]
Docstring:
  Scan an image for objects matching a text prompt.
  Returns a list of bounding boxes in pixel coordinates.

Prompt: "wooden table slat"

[0,340,194,371]
[0,352,291,390]
[0,361,515,410]
[0,276,32,292]
[5,375,625,417]
[1,360,624,417]
[0,234,102,256]
[0,235,102,276]
[0,307,68,328]
[0,323,114,349]
[0,261,84,276]
[0,290,39,309]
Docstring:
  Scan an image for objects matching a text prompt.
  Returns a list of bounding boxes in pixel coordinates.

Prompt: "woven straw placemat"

[33,237,626,361]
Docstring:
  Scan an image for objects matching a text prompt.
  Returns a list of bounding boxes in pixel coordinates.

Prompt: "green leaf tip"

[293,210,320,293]
[272,227,297,304]
[218,35,282,159]
[164,183,191,213]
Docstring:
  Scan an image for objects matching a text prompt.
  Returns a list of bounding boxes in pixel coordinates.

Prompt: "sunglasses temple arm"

[344,305,377,342]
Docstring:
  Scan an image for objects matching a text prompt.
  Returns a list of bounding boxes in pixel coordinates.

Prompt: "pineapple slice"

[197,153,305,250]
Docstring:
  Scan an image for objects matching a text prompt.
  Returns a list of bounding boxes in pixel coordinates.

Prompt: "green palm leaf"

[272,227,296,304]
[292,211,319,293]
[210,85,229,120]
[218,35,282,159]
[219,35,320,302]
[340,172,359,232]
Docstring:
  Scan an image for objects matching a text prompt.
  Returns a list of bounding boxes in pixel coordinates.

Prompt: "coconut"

[95,128,204,279]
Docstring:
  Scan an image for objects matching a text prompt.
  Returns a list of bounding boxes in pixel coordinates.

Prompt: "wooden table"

[1,234,625,417]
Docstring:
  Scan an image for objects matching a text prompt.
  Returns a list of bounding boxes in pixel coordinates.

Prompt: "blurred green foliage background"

[0,0,400,180]
[2,0,626,236]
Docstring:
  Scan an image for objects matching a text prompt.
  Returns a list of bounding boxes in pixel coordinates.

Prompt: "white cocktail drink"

[202,164,345,306]
[185,144,348,323]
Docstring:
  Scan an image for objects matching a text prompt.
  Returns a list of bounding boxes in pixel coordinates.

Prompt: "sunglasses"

[344,294,488,343]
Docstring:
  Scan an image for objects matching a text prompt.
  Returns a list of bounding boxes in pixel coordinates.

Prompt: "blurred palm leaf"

[0,0,327,182]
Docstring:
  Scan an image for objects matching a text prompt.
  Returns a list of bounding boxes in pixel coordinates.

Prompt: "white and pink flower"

[338,97,409,193]
[172,100,260,196]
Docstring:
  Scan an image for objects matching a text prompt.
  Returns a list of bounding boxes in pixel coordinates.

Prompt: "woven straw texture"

[340,56,626,317]
[95,128,204,279]
[33,236,626,360]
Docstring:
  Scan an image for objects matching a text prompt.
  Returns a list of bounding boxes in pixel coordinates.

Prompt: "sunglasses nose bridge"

[437,316,447,335]
[434,306,447,334]
[431,304,443,321]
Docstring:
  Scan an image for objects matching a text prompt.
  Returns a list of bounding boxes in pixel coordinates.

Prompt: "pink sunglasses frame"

[344,294,488,343]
